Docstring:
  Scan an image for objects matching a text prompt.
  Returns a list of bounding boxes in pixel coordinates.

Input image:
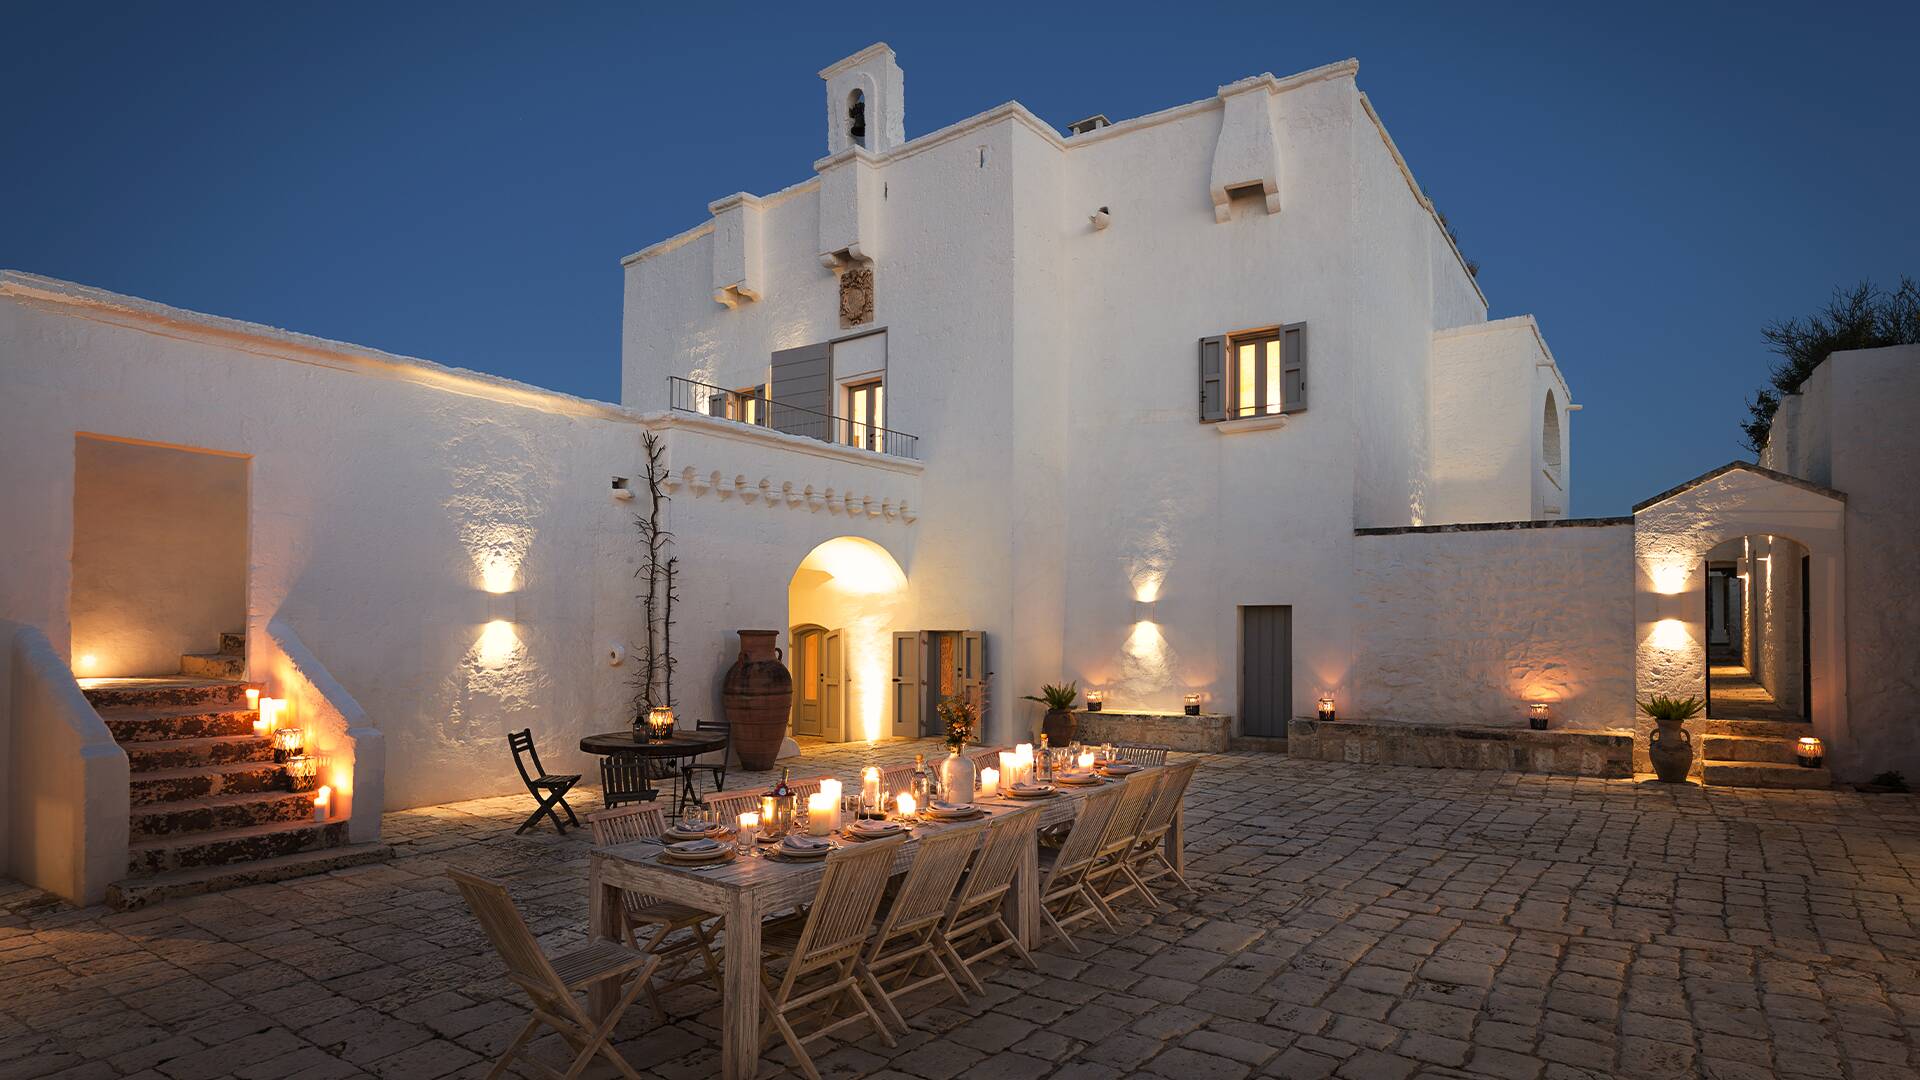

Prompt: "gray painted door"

[891,631,923,739]
[1240,606,1291,738]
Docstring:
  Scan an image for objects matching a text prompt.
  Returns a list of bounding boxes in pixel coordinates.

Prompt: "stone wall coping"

[1355,517,1632,537]
[1289,717,1635,744]
[1070,709,1229,720]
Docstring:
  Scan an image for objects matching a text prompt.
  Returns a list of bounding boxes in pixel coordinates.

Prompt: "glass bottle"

[765,767,794,836]
[1038,733,1052,782]
[910,753,933,807]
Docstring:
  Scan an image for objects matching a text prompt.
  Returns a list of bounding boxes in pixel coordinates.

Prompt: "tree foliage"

[1743,277,1920,454]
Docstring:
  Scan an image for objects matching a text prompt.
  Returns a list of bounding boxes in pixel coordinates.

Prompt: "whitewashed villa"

[1,43,1915,914]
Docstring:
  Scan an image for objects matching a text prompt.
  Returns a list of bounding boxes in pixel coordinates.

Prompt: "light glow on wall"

[480,557,518,595]
[1650,618,1690,650]
[476,619,519,666]
[1650,563,1691,595]
[790,537,909,744]
[76,653,98,672]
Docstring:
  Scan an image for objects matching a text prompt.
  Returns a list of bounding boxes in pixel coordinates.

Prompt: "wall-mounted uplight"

[1650,619,1690,651]
[1650,564,1690,596]
[477,620,518,665]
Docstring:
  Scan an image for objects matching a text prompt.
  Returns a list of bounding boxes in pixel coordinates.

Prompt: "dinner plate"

[1005,785,1058,799]
[1056,772,1102,786]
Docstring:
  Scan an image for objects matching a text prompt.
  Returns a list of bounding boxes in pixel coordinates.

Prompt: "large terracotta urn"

[1647,719,1693,783]
[722,630,793,771]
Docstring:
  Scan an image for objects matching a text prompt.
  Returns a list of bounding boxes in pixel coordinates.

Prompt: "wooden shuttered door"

[769,342,832,439]
[1198,335,1227,421]
[1240,605,1292,738]
[1280,323,1307,413]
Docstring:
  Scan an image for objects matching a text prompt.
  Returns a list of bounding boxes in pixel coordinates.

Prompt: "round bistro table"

[579,729,729,808]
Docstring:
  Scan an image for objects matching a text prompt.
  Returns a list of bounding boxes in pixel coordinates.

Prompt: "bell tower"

[820,43,904,156]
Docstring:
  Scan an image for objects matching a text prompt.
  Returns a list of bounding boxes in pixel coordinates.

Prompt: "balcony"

[668,376,919,460]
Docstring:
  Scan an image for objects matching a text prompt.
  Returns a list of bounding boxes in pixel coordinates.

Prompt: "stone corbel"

[781,481,801,509]
[1209,81,1282,223]
[823,487,841,515]
[900,501,916,524]
[806,485,824,512]
[688,469,713,497]
[710,193,765,308]
[882,498,895,520]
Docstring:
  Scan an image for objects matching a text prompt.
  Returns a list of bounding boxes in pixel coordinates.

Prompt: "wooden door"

[1240,606,1291,737]
[791,627,822,737]
[958,632,987,713]
[823,629,845,741]
[891,631,923,739]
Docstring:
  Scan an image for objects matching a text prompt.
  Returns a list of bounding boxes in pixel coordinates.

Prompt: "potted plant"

[935,695,978,797]
[1640,694,1704,783]
[1023,682,1079,744]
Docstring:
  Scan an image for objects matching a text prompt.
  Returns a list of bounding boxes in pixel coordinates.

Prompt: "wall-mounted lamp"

[1085,690,1104,712]
[611,476,635,502]
[1090,206,1112,231]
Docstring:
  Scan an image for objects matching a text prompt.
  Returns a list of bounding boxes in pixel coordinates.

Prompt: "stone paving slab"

[6,741,1920,1079]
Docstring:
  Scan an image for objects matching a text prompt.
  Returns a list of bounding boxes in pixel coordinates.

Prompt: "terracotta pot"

[722,630,793,771]
[1647,718,1693,783]
[1041,708,1075,746]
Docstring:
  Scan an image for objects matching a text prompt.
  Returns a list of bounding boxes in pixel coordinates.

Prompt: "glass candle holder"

[1317,695,1337,722]
[1528,703,1551,730]
[1796,737,1824,769]
[1184,693,1202,716]
[1085,690,1104,712]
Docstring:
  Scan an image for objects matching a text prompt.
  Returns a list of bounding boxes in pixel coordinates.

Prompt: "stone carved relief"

[839,263,875,327]
[661,465,914,524]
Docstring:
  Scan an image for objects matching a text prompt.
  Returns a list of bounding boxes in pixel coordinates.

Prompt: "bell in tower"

[820,44,904,156]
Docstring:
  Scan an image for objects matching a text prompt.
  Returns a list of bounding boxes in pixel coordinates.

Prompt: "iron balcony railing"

[668,376,920,460]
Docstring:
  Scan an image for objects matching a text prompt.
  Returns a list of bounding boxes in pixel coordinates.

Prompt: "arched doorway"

[787,537,907,743]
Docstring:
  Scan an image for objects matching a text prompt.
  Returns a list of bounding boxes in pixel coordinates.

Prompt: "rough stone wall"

[1749,533,1805,716]
[1351,521,1636,731]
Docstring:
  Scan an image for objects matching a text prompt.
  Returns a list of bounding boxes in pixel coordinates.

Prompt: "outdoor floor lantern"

[1529,703,1551,730]
[1184,693,1201,716]
[1797,737,1825,768]
[1085,690,1104,712]
[1317,695,1337,722]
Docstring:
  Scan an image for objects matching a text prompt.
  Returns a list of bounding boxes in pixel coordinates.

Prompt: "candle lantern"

[285,754,318,792]
[1317,695,1337,722]
[737,811,760,852]
[1085,690,1104,712]
[861,766,883,818]
[272,727,303,763]
[1528,703,1551,731]
[645,706,676,742]
[1184,693,1202,716]
[896,792,917,820]
[1796,737,1824,769]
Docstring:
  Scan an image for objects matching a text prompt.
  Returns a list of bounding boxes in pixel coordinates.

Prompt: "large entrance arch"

[787,537,908,743]
[1633,463,1846,772]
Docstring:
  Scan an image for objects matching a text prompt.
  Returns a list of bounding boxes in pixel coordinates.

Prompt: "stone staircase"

[177,630,246,679]
[1698,718,1830,789]
[83,645,389,909]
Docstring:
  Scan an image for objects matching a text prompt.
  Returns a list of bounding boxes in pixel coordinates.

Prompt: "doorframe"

[788,623,828,738]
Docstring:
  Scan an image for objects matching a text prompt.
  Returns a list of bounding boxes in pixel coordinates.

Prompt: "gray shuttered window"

[769,342,832,439]
[1281,323,1307,413]
[1198,335,1226,421]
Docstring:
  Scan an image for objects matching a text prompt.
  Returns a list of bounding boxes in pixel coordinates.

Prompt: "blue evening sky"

[3,2,1913,517]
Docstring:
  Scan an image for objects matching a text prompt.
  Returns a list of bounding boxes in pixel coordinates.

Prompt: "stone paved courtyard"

[7,743,1920,1080]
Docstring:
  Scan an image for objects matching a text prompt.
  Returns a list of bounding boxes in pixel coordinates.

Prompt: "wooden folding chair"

[448,868,657,1080]
[1036,783,1123,953]
[510,729,581,835]
[968,745,1010,775]
[937,806,1041,993]
[1115,744,1171,766]
[599,752,674,809]
[585,805,724,1017]
[856,822,984,1031]
[758,836,904,1080]
[1084,771,1164,920]
[1131,759,1199,898]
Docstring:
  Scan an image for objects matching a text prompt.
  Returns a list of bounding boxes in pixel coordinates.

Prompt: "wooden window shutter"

[1281,323,1307,413]
[1198,335,1227,421]
[769,342,832,439]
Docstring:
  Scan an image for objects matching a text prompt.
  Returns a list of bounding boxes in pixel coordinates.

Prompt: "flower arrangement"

[937,694,977,751]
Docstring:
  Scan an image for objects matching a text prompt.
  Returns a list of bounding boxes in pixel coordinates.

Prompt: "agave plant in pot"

[1023,682,1079,744]
[1641,694,1705,783]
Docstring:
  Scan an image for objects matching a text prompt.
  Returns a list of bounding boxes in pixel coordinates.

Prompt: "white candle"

[737,811,759,851]
[245,687,261,710]
[999,751,1018,789]
[980,766,999,797]
[1015,743,1035,787]
[896,792,916,819]
[806,793,834,835]
[861,767,882,816]
[313,785,331,821]
[819,778,843,830]
[1077,751,1095,771]
[257,698,278,732]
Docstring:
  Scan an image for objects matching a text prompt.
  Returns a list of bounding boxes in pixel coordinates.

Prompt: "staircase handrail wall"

[2,619,130,905]
[260,615,385,844]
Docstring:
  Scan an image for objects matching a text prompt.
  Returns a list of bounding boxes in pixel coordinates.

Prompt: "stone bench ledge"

[1287,717,1635,778]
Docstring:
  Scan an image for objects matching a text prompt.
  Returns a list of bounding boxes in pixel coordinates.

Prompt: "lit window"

[1200,324,1306,422]
[845,379,883,451]
[726,384,767,426]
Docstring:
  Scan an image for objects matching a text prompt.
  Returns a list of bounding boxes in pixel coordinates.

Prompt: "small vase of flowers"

[936,695,978,798]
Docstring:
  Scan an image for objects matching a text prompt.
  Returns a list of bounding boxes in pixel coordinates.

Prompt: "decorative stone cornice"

[661,466,915,524]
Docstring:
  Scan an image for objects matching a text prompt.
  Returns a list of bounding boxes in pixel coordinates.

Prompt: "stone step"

[180,652,245,679]
[130,790,317,841]
[100,705,256,743]
[81,677,247,710]
[130,762,287,805]
[124,734,276,772]
[1700,718,1814,740]
[218,632,246,656]
[1700,734,1800,765]
[1700,760,1832,790]
[1230,735,1290,754]
[107,842,390,911]
[128,818,349,877]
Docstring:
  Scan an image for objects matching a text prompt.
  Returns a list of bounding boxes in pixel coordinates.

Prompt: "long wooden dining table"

[586,766,1186,1080]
